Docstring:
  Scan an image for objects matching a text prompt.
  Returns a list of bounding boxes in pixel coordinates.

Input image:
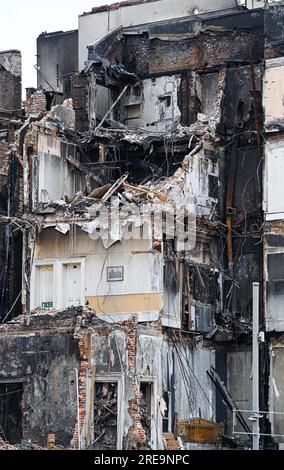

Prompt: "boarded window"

[125,104,141,128]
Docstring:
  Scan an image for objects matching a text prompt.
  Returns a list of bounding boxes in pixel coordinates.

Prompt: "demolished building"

[1,0,284,451]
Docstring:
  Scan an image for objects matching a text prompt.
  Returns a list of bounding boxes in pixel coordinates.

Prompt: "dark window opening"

[159,95,171,107]
[0,382,23,444]
[140,382,152,448]
[45,92,55,112]
[133,85,141,97]
[209,174,219,200]
[274,279,284,295]
[92,382,118,450]
[162,391,170,433]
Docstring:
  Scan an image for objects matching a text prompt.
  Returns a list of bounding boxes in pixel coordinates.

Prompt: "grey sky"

[0,1,114,92]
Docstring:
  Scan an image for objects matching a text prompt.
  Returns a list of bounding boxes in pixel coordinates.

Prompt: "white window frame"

[30,259,57,310]
[31,257,86,310]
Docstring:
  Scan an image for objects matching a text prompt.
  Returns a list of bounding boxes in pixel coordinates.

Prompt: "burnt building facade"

[1,0,284,451]
[0,49,23,326]
[36,30,79,107]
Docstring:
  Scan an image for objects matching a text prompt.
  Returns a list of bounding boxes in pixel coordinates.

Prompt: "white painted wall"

[36,133,83,204]
[264,58,284,133]
[264,140,284,220]
[237,0,265,8]
[264,250,284,332]
[78,0,237,70]
[32,227,164,319]
[185,148,219,217]
[140,76,181,131]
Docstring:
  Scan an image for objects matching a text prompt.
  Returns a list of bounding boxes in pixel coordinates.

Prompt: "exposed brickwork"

[23,90,46,116]
[70,335,88,449]
[70,73,89,132]
[123,35,149,77]
[69,315,151,450]
[0,141,9,176]
[101,29,263,79]
[123,319,146,450]
[149,30,264,75]
[70,309,96,449]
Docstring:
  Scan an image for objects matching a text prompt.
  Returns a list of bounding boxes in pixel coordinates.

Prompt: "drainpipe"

[69,368,81,450]
[21,228,27,315]
[252,283,260,450]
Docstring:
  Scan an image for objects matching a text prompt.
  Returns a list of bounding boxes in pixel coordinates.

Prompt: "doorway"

[0,382,23,444]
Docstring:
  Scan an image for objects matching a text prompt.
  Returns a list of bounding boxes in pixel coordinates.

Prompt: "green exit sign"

[42,302,53,309]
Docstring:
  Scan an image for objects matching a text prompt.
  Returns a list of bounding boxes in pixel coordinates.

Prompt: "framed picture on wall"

[107,266,124,282]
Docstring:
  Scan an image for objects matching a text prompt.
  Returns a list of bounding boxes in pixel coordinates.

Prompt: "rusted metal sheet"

[177,418,224,444]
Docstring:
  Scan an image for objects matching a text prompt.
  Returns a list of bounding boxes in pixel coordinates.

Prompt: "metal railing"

[233,409,284,438]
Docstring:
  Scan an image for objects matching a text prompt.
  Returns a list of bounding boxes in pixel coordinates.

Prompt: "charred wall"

[37,31,78,102]
[265,3,284,59]
[0,311,80,447]
[148,30,263,75]
[0,50,22,112]
[220,63,263,323]
[70,73,89,132]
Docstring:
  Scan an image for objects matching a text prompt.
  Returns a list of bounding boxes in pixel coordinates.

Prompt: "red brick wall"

[70,73,89,132]
[149,30,263,75]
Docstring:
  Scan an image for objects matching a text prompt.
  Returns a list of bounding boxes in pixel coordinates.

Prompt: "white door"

[65,264,81,307]
[38,265,54,308]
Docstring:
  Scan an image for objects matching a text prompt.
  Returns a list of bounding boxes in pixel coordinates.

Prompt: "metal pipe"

[252,282,260,450]
[21,229,27,315]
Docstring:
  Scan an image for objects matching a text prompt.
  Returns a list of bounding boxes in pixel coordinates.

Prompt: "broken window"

[93,382,118,450]
[0,382,23,444]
